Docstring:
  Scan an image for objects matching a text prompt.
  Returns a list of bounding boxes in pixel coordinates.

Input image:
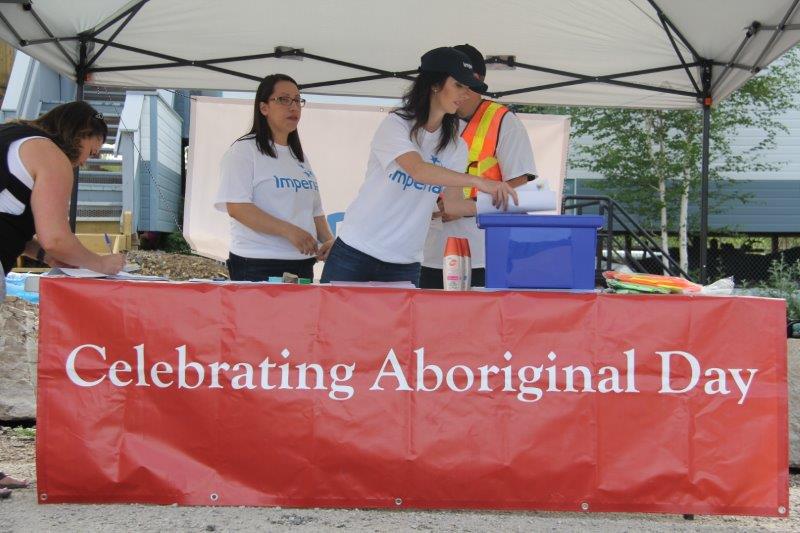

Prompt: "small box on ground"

[478,214,604,289]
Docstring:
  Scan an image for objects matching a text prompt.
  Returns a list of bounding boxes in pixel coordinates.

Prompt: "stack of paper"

[476,189,557,214]
[47,267,167,281]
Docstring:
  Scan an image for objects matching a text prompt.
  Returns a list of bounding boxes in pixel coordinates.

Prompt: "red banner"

[37,278,788,516]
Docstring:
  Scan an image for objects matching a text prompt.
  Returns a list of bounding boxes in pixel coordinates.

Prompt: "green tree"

[525,47,800,273]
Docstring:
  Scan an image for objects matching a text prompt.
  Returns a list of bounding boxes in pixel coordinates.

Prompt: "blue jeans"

[227,253,316,281]
[320,238,421,286]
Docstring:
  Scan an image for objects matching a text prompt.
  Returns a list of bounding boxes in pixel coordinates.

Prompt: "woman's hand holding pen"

[97,232,126,274]
[92,253,126,275]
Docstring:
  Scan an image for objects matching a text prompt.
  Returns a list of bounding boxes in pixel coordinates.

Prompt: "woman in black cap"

[321,47,517,286]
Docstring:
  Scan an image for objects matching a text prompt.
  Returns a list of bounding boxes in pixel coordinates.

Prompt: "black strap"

[2,169,32,204]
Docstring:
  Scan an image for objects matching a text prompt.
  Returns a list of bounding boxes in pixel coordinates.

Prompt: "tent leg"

[699,102,710,284]
[69,41,87,233]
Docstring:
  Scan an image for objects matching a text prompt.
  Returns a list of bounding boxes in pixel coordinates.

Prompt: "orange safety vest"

[461,99,509,199]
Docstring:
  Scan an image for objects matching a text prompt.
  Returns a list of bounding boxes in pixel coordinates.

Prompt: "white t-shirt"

[422,110,537,269]
[0,136,43,215]
[214,137,324,260]
[337,113,468,264]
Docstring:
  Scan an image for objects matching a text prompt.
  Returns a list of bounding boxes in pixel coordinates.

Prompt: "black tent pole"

[700,103,710,284]
[69,39,87,232]
[699,62,712,284]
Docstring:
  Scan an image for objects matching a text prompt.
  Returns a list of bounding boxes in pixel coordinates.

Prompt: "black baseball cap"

[454,44,487,78]
[419,47,488,94]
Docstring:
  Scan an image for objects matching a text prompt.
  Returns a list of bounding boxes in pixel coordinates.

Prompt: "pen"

[103,233,113,254]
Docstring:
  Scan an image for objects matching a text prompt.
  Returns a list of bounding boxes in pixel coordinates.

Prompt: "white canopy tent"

[1,0,799,280]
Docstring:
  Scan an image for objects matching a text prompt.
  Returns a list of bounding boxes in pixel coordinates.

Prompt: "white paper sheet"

[47,267,167,281]
[49,268,106,278]
[476,189,557,214]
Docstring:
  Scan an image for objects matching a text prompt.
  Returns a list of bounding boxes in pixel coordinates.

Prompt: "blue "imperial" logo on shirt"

[274,175,319,192]
[387,155,445,194]
[388,170,442,194]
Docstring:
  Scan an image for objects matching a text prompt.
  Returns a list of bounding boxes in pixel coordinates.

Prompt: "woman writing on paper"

[0,101,126,298]
[215,74,334,281]
[0,101,125,498]
[320,47,517,286]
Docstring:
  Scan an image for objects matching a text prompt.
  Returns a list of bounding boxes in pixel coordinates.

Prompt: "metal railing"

[563,194,692,280]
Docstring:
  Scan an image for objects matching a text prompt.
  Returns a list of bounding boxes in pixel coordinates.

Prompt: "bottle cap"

[459,238,471,257]
[444,236,460,256]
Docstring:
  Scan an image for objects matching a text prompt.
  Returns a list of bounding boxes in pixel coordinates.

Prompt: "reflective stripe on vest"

[461,100,508,199]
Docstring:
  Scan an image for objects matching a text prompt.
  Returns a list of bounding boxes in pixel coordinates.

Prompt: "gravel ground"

[1,428,798,532]
[125,250,228,281]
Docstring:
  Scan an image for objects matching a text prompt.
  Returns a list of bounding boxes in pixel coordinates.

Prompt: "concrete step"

[39,100,123,116]
[76,220,123,234]
[84,87,127,101]
[75,233,131,253]
[89,105,124,118]
[77,189,122,205]
[85,157,121,166]
[75,201,123,222]
[79,170,122,182]
[78,183,122,192]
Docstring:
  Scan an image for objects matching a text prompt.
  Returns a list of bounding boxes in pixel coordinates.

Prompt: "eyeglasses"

[269,96,306,108]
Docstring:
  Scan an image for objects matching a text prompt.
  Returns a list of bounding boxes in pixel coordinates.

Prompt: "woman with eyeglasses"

[320,47,517,286]
[0,101,126,301]
[215,73,334,281]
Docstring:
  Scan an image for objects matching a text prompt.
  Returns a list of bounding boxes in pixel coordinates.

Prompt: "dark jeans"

[320,238,421,286]
[419,266,486,289]
[227,252,316,281]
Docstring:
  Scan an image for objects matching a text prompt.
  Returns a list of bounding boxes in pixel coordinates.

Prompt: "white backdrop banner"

[185,96,570,263]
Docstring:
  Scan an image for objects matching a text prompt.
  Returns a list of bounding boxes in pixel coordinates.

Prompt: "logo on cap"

[463,62,472,69]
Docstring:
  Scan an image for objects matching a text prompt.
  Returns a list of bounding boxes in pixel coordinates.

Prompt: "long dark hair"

[394,71,459,154]
[18,101,107,164]
[239,73,304,162]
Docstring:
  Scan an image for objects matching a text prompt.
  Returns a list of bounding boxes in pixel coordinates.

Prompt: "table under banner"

[36,278,788,516]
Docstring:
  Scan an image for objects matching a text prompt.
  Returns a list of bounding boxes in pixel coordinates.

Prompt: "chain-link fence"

[705,235,800,287]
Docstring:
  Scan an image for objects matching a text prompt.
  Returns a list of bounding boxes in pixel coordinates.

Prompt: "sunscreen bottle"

[460,238,472,290]
[443,237,463,291]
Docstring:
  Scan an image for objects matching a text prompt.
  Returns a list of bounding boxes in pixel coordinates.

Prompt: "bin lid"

[477,214,604,229]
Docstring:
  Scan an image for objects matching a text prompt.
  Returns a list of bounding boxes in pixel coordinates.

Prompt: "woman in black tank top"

[0,101,129,498]
[0,101,126,294]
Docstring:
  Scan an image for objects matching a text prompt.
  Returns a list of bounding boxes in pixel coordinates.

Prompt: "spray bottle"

[459,238,472,290]
[443,236,463,291]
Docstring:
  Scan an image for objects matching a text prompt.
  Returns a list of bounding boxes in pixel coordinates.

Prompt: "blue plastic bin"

[478,214,604,289]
